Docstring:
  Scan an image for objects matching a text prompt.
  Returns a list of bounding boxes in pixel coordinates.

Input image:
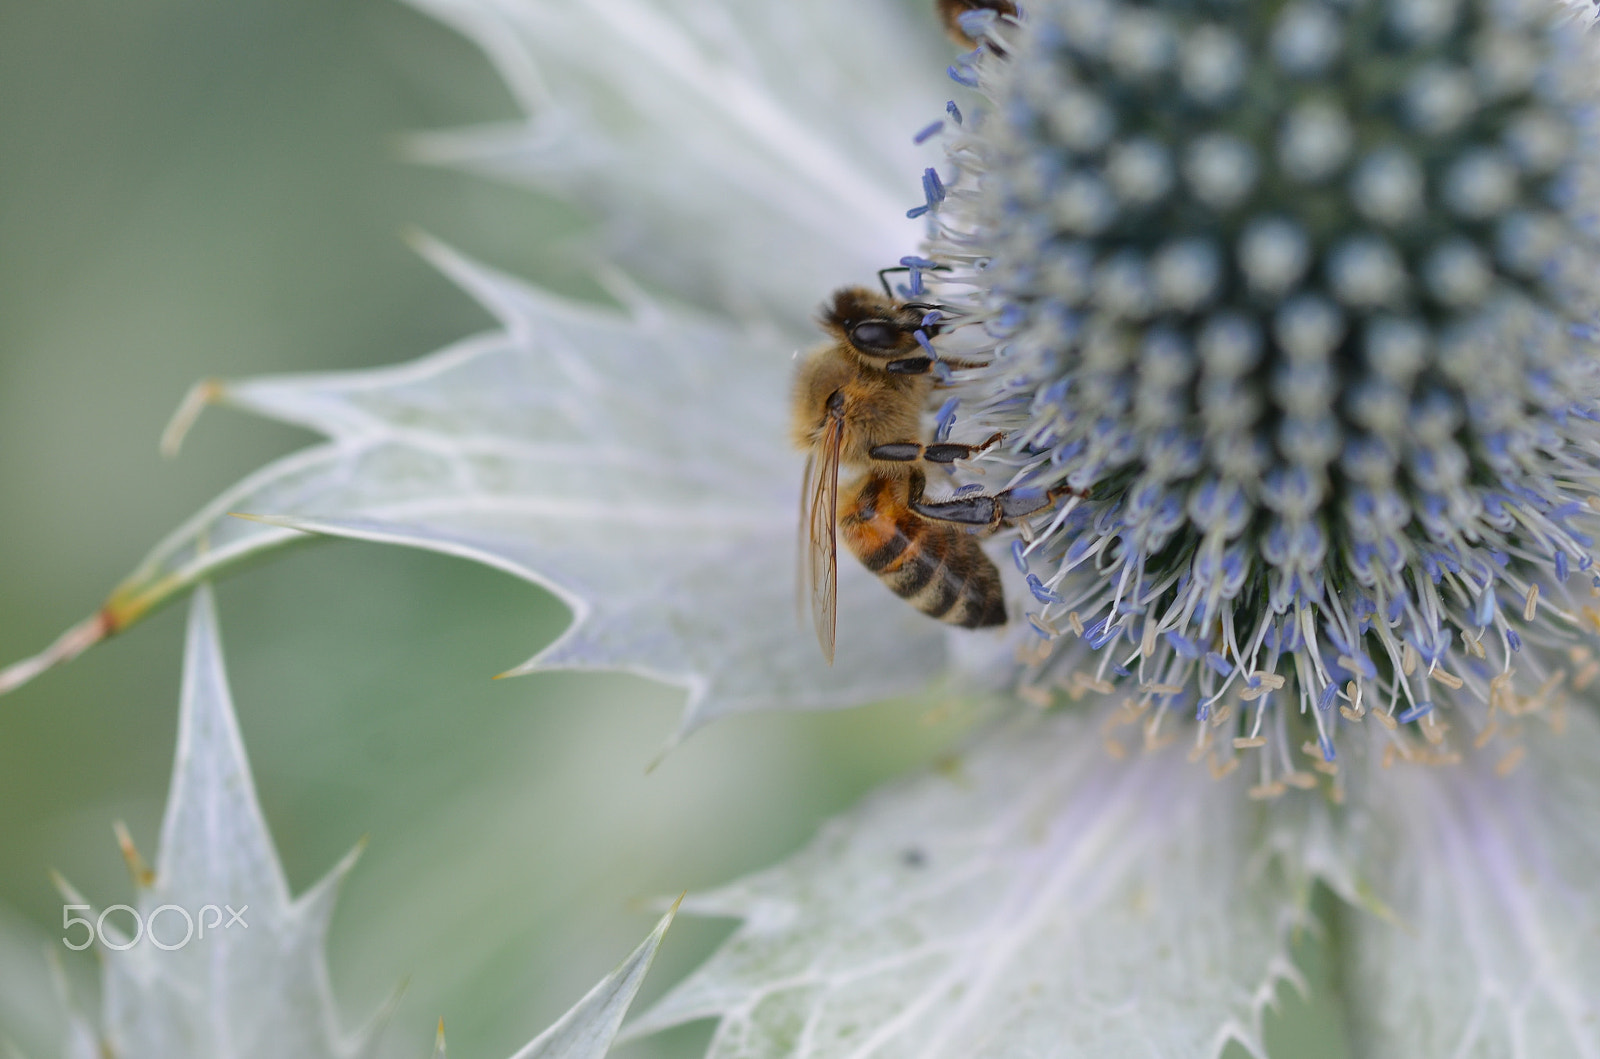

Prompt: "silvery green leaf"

[64,586,381,1059]
[403,0,944,326]
[627,708,1312,1058]
[432,903,675,1059]
[0,245,948,733]
[1334,718,1600,1058]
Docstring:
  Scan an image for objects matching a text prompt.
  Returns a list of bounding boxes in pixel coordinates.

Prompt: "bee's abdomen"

[878,525,1006,628]
[842,477,1006,629]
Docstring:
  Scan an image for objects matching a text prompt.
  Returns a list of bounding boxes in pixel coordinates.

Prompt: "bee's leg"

[884,353,988,377]
[884,355,988,380]
[911,482,1083,530]
[869,432,1003,465]
[934,356,991,371]
[885,357,935,375]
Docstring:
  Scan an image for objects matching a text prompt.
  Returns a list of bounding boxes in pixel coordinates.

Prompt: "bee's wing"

[797,451,816,626]
[801,411,844,665]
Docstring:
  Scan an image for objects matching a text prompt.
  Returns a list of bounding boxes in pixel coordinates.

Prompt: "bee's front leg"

[884,356,991,377]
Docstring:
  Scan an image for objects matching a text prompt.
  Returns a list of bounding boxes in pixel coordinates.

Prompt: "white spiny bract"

[922,0,1600,793]
[56,588,670,1059]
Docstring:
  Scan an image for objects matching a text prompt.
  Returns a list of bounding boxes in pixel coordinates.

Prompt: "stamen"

[1401,700,1440,726]
[936,396,961,442]
[1495,745,1526,776]
[948,63,981,87]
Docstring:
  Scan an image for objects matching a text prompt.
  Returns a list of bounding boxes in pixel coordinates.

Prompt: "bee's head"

[820,287,936,360]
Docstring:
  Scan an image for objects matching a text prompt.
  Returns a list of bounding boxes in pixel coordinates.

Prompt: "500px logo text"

[62,903,248,951]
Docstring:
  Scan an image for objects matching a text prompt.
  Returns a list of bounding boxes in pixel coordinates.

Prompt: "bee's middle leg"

[868,432,1003,466]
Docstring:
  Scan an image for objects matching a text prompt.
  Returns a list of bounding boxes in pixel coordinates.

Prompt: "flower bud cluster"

[923,0,1600,792]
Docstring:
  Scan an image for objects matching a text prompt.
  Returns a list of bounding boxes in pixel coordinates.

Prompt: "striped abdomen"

[839,474,1006,629]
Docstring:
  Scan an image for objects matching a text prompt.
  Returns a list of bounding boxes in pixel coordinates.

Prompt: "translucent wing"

[800,409,845,664]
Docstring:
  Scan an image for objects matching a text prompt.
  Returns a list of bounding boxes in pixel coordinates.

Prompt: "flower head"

[920,0,1600,788]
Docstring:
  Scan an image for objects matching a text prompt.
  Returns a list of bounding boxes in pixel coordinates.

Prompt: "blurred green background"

[0,0,1350,1056]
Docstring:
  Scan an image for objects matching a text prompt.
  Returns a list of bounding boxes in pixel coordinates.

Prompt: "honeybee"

[793,281,1064,663]
[936,0,1018,48]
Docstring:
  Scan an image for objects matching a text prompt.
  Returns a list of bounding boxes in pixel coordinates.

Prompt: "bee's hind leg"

[910,479,1082,531]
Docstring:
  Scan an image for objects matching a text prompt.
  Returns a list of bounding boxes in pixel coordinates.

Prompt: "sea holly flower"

[2,0,1599,1055]
[924,0,1600,796]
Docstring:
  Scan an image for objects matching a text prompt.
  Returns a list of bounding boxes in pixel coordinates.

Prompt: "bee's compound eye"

[849,320,902,352]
